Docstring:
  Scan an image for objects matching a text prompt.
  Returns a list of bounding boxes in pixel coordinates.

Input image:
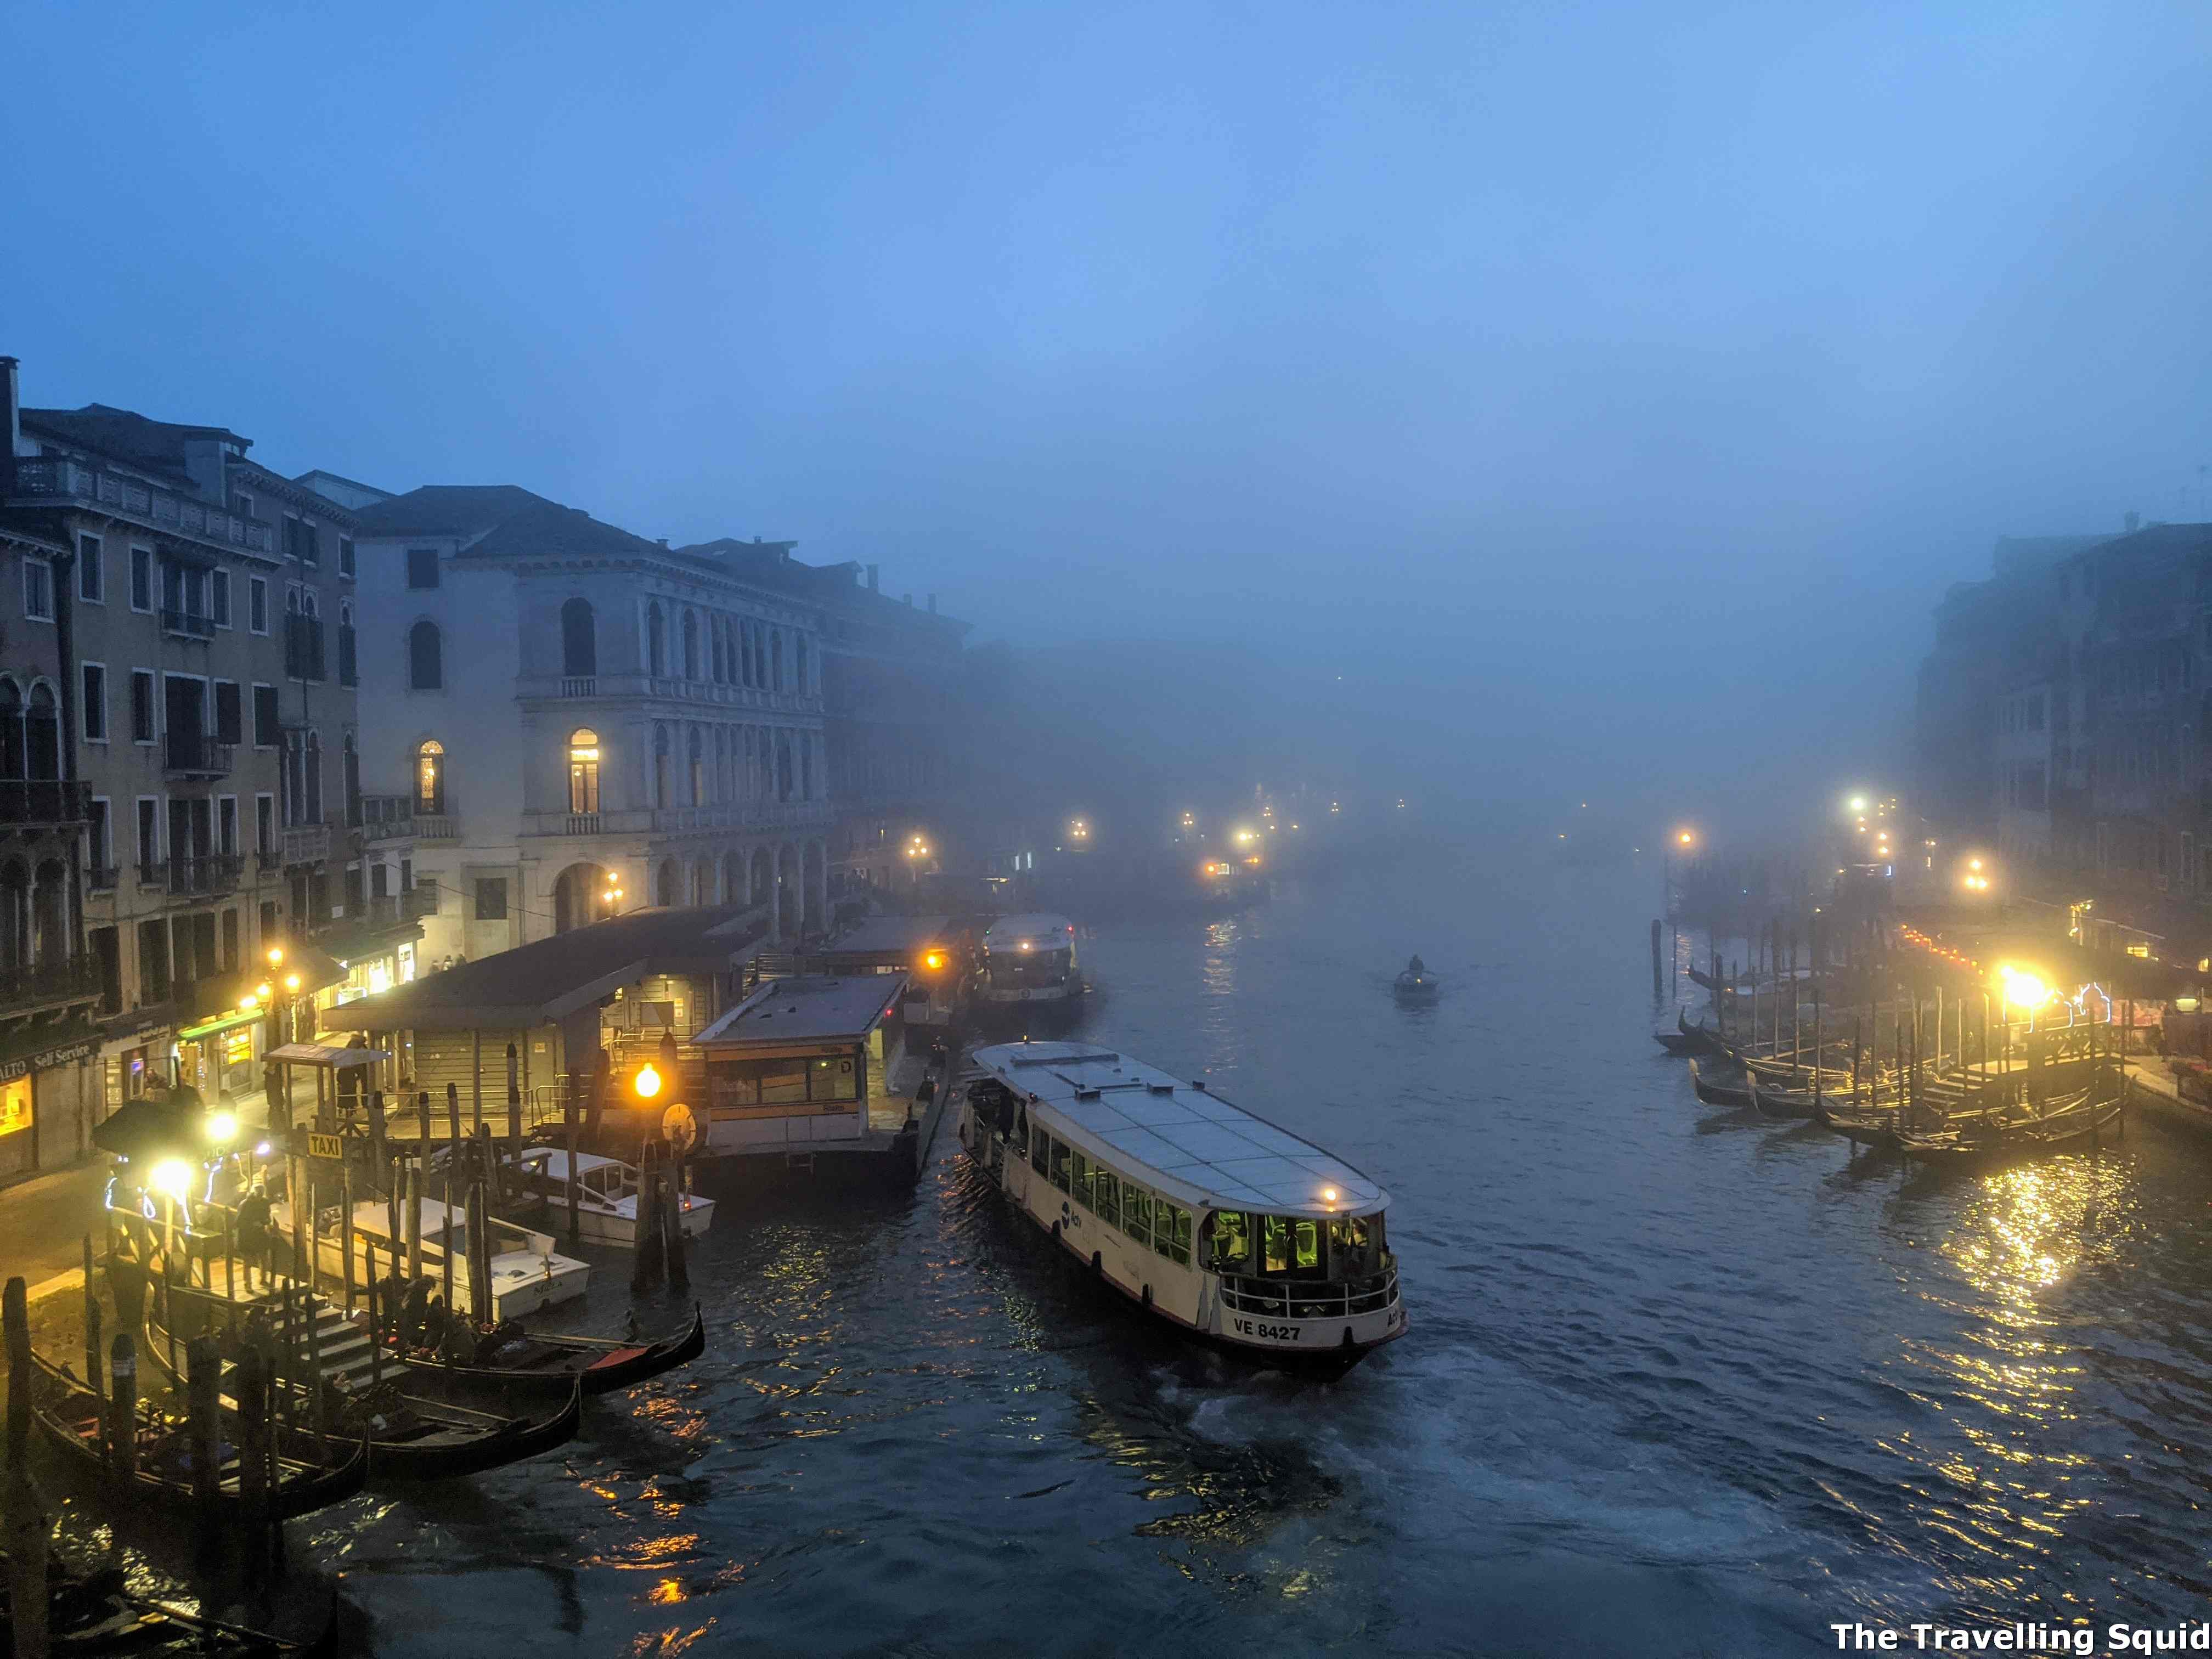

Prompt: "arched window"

[714,727,729,802]
[343,730,360,828]
[681,610,699,680]
[776,731,793,801]
[561,597,596,676]
[687,726,704,805]
[0,680,21,781]
[409,620,442,690]
[416,740,445,815]
[711,620,726,684]
[647,601,667,678]
[25,684,58,782]
[305,729,323,823]
[656,859,679,907]
[741,623,756,687]
[771,630,784,692]
[799,730,811,800]
[567,727,600,814]
[653,724,670,808]
[796,635,810,693]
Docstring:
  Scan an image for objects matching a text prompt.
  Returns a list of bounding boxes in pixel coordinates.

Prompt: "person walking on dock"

[235,1186,274,1291]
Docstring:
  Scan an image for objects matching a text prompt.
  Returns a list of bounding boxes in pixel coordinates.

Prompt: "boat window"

[1209,1210,1250,1272]
[1013,1107,1029,1155]
[1094,1170,1120,1230]
[1049,1137,1070,1193]
[1125,1187,1152,1245]
[810,1057,859,1103]
[1069,1149,1091,1207]
[1155,1204,1192,1265]
[709,1054,859,1108]
[1030,1125,1049,1177]
[1262,1215,1290,1274]
[760,1063,808,1104]
[1293,1220,1321,1272]
[1328,1214,1375,1277]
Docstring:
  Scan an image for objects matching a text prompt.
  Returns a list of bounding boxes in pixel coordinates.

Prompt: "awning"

[268,1042,390,1070]
[178,1007,267,1042]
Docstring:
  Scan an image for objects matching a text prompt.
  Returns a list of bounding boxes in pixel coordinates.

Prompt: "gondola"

[1687,1058,1754,1109]
[1392,969,1440,1000]
[394,1304,705,1398]
[143,1304,583,1483]
[0,1550,325,1656]
[1895,1089,2124,1167]
[22,1347,368,1522]
[1743,1073,1817,1122]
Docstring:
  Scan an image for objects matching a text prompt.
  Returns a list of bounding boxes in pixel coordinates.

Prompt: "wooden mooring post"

[108,1331,138,1488]
[1650,918,1662,997]
[6,1274,52,1659]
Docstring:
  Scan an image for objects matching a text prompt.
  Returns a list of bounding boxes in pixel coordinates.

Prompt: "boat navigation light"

[1019,941,1031,951]
[923,950,947,972]
[634,1063,663,1100]
[1322,1186,1338,1203]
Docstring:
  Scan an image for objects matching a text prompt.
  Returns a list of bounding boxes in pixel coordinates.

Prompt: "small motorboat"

[1393,957,1440,1000]
[507,1148,715,1248]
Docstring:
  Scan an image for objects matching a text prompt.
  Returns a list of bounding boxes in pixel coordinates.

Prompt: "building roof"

[351,484,553,538]
[319,905,768,1032]
[694,975,904,1046]
[817,915,953,958]
[969,1041,1387,1218]
[21,403,248,479]
[292,469,392,510]
[466,500,670,563]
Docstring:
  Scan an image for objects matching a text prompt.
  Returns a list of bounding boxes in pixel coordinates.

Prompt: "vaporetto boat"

[961,1040,1405,1369]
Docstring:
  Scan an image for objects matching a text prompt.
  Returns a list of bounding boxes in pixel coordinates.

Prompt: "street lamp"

[602,881,625,918]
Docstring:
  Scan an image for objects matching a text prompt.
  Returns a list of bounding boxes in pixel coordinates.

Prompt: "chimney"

[902,592,913,607]
[2126,510,2141,534]
[0,357,18,473]
[658,537,669,548]
[927,592,937,614]
[866,564,879,592]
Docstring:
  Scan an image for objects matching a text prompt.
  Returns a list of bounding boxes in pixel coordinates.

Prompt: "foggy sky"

[8,2,2209,844]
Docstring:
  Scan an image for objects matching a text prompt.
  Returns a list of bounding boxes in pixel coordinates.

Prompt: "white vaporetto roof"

[969,1040,1387,1218]
[981,914,1075,951]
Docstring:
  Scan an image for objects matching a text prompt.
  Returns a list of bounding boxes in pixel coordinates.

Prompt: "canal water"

[106,838,2212,1652]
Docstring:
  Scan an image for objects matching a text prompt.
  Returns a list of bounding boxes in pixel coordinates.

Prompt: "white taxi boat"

[509,1148,715,1246]
[978,915,1083,1005]
[960,1040,1404,1370]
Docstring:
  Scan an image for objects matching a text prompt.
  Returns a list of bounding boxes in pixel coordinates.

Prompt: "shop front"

[175,1006,266,1105]
[0,1029,104,1186]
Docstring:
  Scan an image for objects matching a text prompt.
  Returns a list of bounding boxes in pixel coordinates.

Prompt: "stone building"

[346,487,833,960]
[0,357,375,1180]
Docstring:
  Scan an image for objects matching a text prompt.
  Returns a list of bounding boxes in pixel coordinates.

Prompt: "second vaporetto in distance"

[958,1040,1406,1372]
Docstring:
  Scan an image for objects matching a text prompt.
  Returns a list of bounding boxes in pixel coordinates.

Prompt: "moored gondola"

[143,1301,583,1482]
[1743,1073,1817,1122]
[22,1346,368,1521]
[1687,1058,1754,1109]
[393,1305,706,1398]
[1895,1087,2124,1167]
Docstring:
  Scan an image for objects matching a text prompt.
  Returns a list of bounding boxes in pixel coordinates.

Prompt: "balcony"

[0,953,105,1019]
[281,821,331,867]
[518,798,834,838]
[514,673,823,715]
[0,779,91,828]
[163,732,234,780]
[7,456,274,555]
[160,607,217,640]
[140,854,246,897]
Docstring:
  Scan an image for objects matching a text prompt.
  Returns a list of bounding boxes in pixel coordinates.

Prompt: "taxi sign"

[306,1131,346,1160]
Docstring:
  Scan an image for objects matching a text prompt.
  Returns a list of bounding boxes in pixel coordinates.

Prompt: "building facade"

[681,545,972,893]
[0,357,388,1180]
[347,488,834,960]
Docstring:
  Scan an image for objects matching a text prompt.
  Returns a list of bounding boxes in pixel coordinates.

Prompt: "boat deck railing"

[1221,1265,1399,1321]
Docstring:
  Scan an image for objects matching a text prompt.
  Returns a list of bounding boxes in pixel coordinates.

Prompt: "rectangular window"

[285,517,320,565]
[87,799,111,880]
[80,663,106,742]
[213,681,241,746]
[252,684,279,747]
[1070,1149,1092,1209]
[474,878,509,921]
[1156,1205,1191,1266]
[77,534,103,603]
[22,557,53,621]
[1030,1127,1050,1177]
[136,798,159,867]
[1094,1169,1120,1231]
[407,546,439,589]
[339,537,356,579]
[130,546,152,612]
[249,576,268,634]
[211,569,232,628]
[218,797,238,855]
[129,670,155,744]
[256,794,275,856]
[1049,1137,1070,1193]
[1124,1187,1152,1246]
